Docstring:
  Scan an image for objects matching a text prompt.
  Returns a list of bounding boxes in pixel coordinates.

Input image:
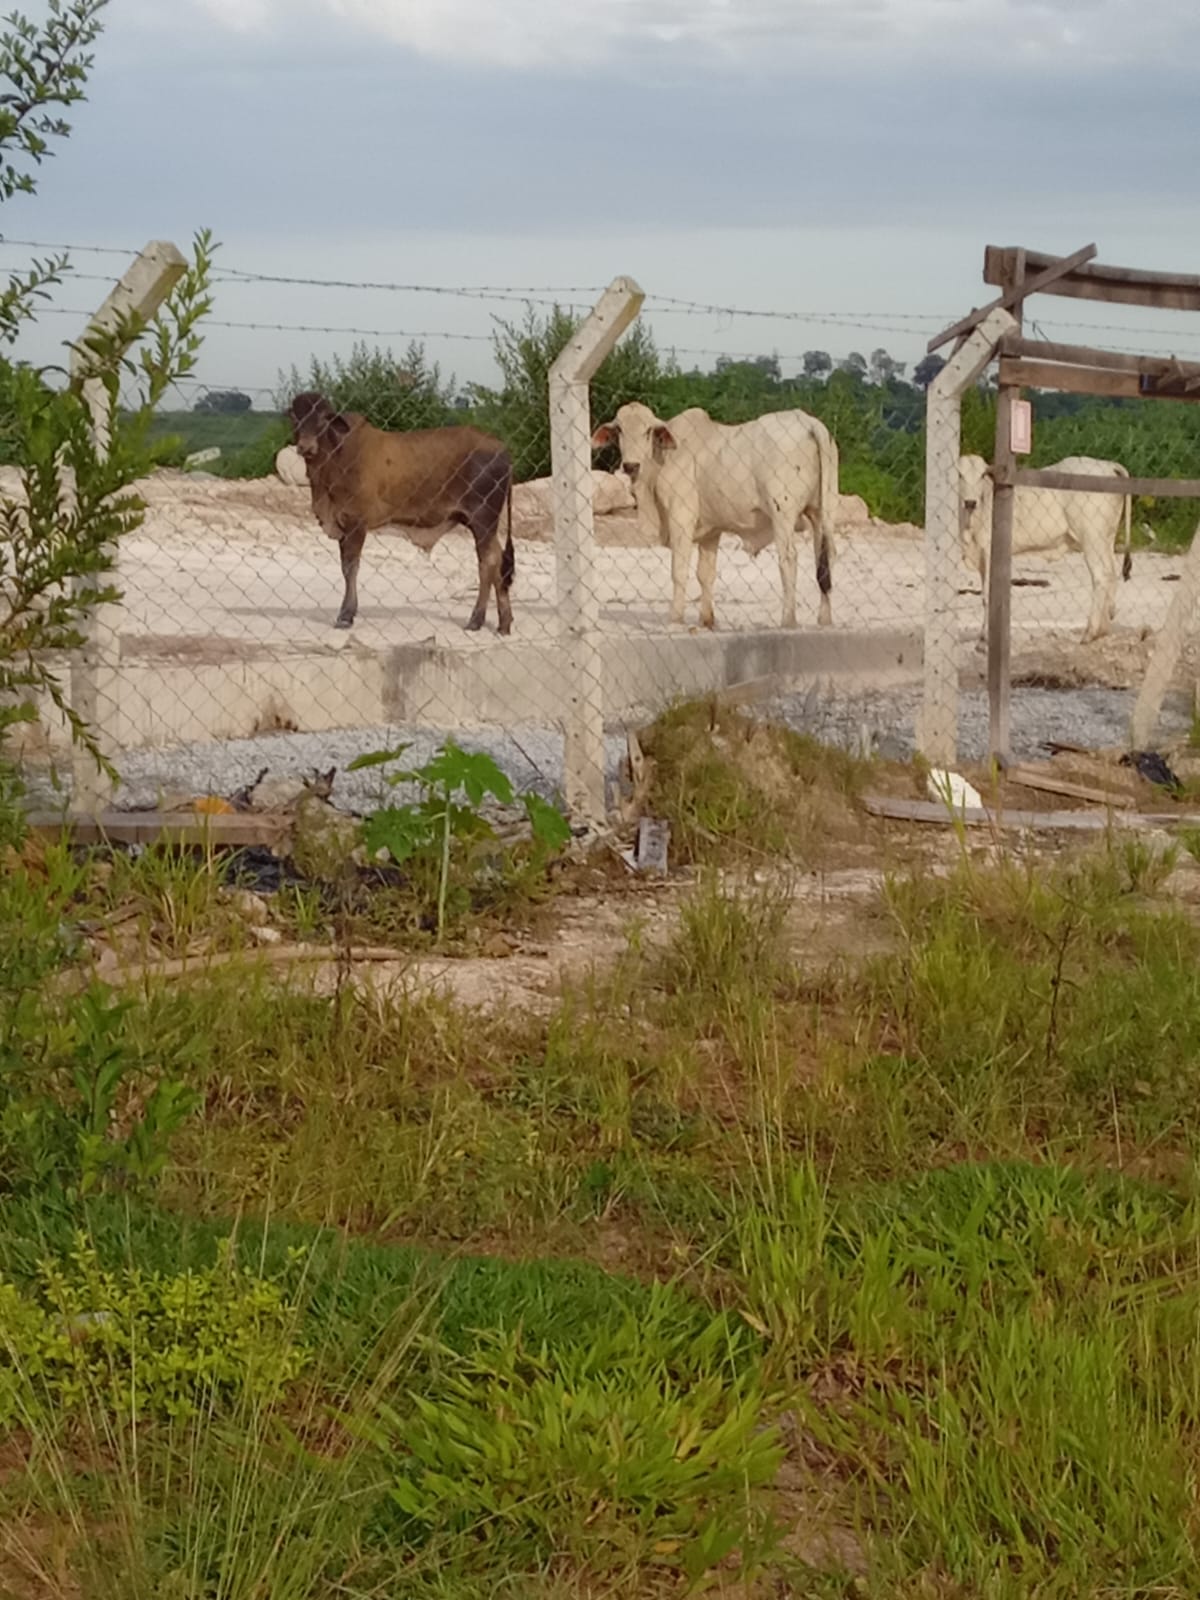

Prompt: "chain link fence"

[7,260,937,819]
[13,245,1200,817]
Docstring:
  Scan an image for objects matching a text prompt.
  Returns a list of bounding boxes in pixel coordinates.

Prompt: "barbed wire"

[12,236,1200,366]
[13,305,960,373]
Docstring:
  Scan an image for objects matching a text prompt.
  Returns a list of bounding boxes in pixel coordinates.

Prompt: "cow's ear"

[327,412,352,443]
[652,425,676,453]
[591,423,617,449]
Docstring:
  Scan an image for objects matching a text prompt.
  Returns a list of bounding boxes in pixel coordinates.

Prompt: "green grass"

[10,777,1200,1593]
[141,409,288,478]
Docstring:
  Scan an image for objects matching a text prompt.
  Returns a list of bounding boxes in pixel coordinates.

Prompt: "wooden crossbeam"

[998,355,1200,403]
[986,247,1200,312]
[1014,468,1200,499]
[998,335,1200,384]
[927,243,1096,354]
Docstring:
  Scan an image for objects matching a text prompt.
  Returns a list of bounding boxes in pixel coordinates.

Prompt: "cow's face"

[591,403,675,484]
[288,391,349,461]
[958,455,992,539]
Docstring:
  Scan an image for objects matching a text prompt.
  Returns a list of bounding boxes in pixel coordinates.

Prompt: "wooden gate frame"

[926,243,1200,764]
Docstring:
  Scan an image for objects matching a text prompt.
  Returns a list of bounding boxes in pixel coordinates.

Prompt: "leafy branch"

[0,0,106,201]
[349,740,571,942]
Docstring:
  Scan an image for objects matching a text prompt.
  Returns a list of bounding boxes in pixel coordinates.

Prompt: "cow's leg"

[696,535,720,630]
[465,456,514,635]
[467,533,505,633]
[336,523,366,629]
[669,534,691,625]
[1080,537,1115,643]
[772,512,798,628]
[813,517,833,628]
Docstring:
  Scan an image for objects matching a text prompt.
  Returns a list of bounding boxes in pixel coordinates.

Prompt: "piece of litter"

[621,816,670,875]
[1120,750,1182,793]
[926,768,984,814]
[636,817,670,874]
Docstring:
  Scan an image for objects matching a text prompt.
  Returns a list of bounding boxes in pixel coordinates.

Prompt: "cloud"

[180,0,1200,72]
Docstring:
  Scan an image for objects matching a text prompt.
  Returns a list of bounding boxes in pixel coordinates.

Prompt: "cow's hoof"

[464,616,484,633]
[498,621,513,637]
[334,616,354,630]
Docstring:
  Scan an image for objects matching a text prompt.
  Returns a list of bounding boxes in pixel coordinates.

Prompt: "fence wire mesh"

[948,378,1200,764]
[14,244,1200,819]
[8,260,941,819]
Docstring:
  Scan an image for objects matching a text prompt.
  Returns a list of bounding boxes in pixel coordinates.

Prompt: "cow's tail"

[1117,463,1132,581]
[816,420,838,596]
[501,476,515,591]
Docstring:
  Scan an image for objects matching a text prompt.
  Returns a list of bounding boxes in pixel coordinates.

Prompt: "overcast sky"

[7,0,1200,403]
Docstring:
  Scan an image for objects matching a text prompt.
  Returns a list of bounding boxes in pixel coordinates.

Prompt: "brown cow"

[287,392,515,634]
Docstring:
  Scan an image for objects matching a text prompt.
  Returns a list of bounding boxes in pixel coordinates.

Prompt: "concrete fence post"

[549,275,645,827]
[68,239,188,814]
[918,307,1018,766]
[1131,518,1200,748]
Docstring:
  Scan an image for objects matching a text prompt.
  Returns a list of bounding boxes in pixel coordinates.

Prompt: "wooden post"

[68,241,188,814]
[919,307,1019,766]
[1131,519,1200,748]
[987,251,1025,767]
[549,276,644,828]
[989,392,1017,764]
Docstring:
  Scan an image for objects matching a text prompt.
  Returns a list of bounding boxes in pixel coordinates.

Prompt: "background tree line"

[154,308,1200,550]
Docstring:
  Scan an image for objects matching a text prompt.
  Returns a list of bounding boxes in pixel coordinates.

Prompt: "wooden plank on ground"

[1004,764,1135,809]
[24,810,294,847]
[861,795,1187,831]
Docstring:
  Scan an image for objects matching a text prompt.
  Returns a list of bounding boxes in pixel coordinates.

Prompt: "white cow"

[591,402,839,630]
[959,453,1133,644]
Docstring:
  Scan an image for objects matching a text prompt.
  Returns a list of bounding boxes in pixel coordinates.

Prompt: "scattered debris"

[926,768,984,814]
[1041,741,1090,757]
[229,767,270,811]
[622,816,670,875]
[1120,751,1183,793]
[225,846,309,895]
[235,766,337,813]
[218,887,271,927]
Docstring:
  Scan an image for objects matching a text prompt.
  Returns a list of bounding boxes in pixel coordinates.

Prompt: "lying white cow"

[959,453,1133,644]
[591,402,839,630]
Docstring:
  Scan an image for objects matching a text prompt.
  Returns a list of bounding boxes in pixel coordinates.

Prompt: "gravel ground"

[21,680,1193,818]
[764,683,1196,764]
[23,724,631,815]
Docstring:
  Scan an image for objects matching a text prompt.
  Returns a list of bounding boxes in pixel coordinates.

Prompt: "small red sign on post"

[1010,398,1033,455]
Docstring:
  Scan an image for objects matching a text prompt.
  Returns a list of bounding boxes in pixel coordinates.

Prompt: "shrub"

[0,1236,309,1428]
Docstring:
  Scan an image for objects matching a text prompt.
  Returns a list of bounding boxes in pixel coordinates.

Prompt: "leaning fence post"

[68,239,188,814]
[919,306,1018,767]
[549,275,644,828]
[1131,518,1200,748]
